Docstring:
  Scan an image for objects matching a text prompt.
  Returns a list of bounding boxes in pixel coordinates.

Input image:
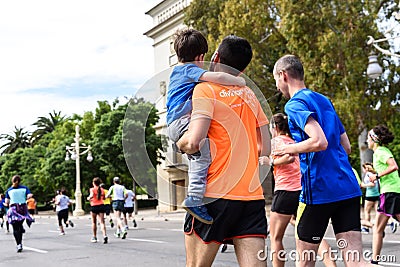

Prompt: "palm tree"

[31,110,66,144]
[0,126,31,155]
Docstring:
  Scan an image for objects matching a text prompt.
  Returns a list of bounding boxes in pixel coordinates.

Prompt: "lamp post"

[366,1,400,78]
[65,125,93,216]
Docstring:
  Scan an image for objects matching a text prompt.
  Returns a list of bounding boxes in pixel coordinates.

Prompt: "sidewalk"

[37,203,272,222]
[36,208,187,222]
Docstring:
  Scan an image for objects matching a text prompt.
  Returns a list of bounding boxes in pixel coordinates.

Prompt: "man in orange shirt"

[177,35,270,267]
[26,196,37,219]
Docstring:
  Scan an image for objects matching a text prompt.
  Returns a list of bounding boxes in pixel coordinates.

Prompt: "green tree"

[31,110,66,145]
[0,127,31,155]
[122,98,164,196]
[185,0,400,169]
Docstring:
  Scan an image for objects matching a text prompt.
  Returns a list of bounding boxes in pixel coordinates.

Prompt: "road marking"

[145,227,182,232]
[127,238,166,244]
[24,246,48,254]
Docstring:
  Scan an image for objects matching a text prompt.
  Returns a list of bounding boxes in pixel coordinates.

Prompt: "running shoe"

[121,231,127,239]
[69,220,74,228]
[125,225,129,231]
[114,232,120,238]
[182,196,213,224]
[133,219,137,228]
[110,219,114,228]
[16,244,23,253]
[390,222,397,233]
[103,236,108,244]
[91,237,97,243]
[1,221,3,228]
[59,232,65,236]
[361,227,369,234]
[221,244,228,253]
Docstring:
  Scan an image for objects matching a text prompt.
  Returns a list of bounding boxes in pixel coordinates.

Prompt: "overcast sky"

[0,0,160,135]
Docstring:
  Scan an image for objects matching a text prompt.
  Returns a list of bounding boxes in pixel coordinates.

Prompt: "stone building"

[144,0,273,212]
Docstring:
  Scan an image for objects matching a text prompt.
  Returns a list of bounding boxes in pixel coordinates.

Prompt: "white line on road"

[24,246,48,254]
[127,238,166,243]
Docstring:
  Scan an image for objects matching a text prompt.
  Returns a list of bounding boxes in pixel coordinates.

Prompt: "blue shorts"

[112,200,125,211]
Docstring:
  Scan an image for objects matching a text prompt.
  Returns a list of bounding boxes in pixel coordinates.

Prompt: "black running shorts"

[378,192,400,220]
[90,204,106,214]
[271,190,301,215]
[296,197,361,244]
[184,198,268,244]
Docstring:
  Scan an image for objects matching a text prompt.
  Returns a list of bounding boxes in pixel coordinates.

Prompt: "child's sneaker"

[182,196,213,224]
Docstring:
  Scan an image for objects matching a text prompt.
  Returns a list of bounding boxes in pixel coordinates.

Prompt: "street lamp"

[65,125,93,216]
[366,1,400,78]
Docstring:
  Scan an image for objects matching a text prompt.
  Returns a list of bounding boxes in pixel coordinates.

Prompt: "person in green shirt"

[367,125,400,265]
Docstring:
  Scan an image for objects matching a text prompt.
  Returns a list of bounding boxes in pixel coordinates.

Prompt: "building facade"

[144,0,193,212]
[144,0,273,212]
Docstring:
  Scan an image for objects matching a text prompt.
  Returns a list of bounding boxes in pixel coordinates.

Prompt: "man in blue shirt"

[272,55,370,266]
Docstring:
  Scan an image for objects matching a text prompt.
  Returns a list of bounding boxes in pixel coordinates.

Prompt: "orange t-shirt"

[26,198,36,209]
[271,135,302,191]
[192,82,269,200]
[90,186,105,206]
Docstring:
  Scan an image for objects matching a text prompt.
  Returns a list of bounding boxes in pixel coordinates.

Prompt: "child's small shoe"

[182,196,213,224]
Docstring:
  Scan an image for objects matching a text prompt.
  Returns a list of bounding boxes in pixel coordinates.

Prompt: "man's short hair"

[173,28,208,63]
[113,177,120,183]
[274,55,304,81]
[217,35,252,75]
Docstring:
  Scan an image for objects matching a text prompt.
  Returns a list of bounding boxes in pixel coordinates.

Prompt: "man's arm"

[340,132,351,154]
[257,124,271,157]
[274,116,328,155]
[176,115,211,155]
[200,72,246,87]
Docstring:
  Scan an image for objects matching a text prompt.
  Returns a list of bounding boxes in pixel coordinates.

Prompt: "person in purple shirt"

[4,175,34,252]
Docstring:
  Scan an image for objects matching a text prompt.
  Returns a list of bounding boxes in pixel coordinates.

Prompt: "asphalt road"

[0,210,399,267]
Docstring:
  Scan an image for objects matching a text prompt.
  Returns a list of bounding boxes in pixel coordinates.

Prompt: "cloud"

[0,0,160,135]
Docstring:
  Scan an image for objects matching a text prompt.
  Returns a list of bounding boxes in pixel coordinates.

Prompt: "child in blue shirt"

[167,29,245,224]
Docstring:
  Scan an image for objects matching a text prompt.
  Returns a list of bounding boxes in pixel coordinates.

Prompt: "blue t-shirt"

[285,88,361,204]
[166,63,207,125]
[5,185,31,205]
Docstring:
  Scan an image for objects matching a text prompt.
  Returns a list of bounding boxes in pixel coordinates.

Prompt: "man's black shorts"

[184,198,268,244]
[123,206,134,214]
[296,197,361,244]
[271,190,301,215]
